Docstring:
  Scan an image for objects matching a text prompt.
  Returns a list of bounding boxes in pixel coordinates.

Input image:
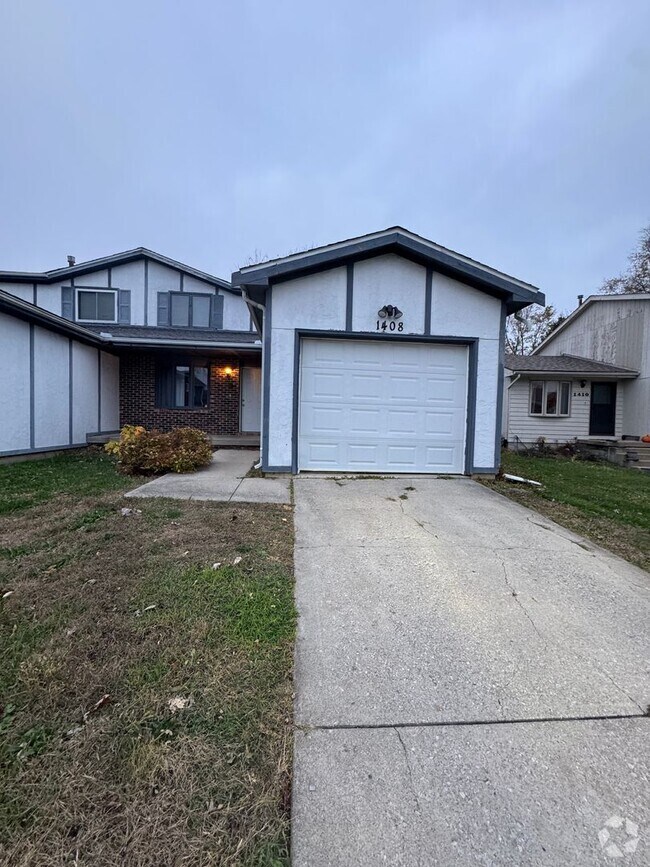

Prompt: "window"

[529,380,571,417]
[77,289,116,322]
[156,360,209,409]
[169,292,212,328]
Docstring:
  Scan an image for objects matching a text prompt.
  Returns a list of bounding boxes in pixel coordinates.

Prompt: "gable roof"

[505,353,638,377]
[232,226,545,314]
[533,292,650,354]
[0,247,236,293]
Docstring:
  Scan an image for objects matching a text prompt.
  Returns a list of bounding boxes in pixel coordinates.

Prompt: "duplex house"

[0,249,261,457]
[1,228,545,475]
[503,294,649,449]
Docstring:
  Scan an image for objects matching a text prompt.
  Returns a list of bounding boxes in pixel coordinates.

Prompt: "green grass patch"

[0,450,137,515]
[499,451,650,529]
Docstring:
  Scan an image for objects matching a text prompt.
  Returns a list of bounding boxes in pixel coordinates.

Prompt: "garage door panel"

[350,408,381,433]
[299,339,467,473]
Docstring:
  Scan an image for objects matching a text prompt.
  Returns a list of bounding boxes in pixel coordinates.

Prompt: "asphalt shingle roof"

[505,354,638,374]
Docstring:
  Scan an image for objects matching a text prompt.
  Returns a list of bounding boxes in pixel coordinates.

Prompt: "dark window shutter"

[211,293,224,329]
[61,286,74,320]
[157,292,170,326]
[118,289,131,324]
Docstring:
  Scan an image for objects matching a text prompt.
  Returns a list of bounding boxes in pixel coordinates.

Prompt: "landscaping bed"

[483,451,650,571]
[0,451,295,866]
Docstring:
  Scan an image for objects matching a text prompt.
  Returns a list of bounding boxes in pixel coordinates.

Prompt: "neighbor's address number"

[376,320,404,332]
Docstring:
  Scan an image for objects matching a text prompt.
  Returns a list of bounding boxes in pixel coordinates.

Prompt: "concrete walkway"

[292,476,650,866]
[124,449,290,504]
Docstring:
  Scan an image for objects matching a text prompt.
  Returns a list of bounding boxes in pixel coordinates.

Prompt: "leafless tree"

[600,224,650,294]
[505,305,562,355]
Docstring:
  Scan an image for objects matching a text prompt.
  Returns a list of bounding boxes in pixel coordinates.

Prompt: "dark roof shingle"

[505,354,638,375]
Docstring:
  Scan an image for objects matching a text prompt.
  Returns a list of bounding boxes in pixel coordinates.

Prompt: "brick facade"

[119,351,253,435]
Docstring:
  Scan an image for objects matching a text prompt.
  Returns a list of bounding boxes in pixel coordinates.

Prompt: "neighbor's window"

[156,360,209,409]
[529,380,571,417]
[169,292,212,328]
[77,289,116,322]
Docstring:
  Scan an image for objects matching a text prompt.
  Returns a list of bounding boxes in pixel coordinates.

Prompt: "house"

[503,293,649,449]
[1,228,545,474]
[0,249,261,458]
[233,227,543,475]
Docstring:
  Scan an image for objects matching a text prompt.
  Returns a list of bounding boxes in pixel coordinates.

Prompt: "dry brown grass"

[0,459,295,867]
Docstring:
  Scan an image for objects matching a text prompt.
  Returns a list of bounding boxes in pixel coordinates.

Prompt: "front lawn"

[0,452,295,866]
[483,451,650,571]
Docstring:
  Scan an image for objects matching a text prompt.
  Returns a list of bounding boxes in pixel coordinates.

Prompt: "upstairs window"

[529,380,571,417]
[170,292,212,328]
[77,289,116,322]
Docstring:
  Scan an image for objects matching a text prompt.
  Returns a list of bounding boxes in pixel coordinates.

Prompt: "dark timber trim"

[261,287,272,470]
[424,266,433,335]
[345,263,354,330]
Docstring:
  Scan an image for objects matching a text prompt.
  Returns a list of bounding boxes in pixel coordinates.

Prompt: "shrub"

[105,426,213,475]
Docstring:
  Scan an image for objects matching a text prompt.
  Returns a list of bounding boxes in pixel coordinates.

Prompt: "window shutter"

[211,293,224,329]
[118,289,131,324]
[157,292,170,326]
[61,286,74,320]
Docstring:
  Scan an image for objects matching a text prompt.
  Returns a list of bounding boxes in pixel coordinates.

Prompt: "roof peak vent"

[67,255,76,267]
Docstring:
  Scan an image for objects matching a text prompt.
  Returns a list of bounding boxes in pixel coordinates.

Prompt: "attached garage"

[232,227,544,476]
[298,338,468,473]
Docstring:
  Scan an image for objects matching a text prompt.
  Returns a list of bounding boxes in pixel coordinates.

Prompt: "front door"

[589,382,617,436]
[241,367,262,432]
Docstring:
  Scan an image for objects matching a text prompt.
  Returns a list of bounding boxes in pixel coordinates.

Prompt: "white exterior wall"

[0,312,120,456]
[0,313,31,451]
[266,255,504,471]
[504,376,624,444]
[112,261,146,325]
[268,268,347,467]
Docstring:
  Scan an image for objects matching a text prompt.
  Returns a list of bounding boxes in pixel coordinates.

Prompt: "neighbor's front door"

[241,367,262,433]
[589,382,617,436]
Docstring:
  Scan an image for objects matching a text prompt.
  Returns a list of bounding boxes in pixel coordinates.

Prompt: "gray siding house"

[503,293,650,449]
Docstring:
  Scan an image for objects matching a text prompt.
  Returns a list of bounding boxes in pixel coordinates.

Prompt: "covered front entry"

[297,337,468,473]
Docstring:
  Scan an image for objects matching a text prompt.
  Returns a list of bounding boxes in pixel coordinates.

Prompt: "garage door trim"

[291,329,478,475]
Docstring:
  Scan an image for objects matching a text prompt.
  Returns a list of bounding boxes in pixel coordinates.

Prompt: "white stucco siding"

[112,261,146,325]
[473,338,500,467]
[35,283,65,315]
[505,377,624,444]
[0,313,31,451]
[100,352,120,431]
[352,255,426,334]
[1,283,34,302]
[74,269,110,289]
[33,327,70,448]
[431,272,502,338]
[223,291,252,331]
[72,344,99,442]
[267,268,347,467]
[272,267,347,331]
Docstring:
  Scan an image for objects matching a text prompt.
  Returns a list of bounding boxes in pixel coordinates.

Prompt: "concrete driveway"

[292,476,649,866]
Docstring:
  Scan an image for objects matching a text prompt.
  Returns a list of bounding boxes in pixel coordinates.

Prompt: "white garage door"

[298,338,468,473]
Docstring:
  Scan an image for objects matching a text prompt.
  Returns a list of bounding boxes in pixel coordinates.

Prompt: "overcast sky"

[1,0,648,313]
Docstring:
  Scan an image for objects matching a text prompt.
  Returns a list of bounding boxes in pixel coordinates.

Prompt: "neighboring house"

[503,293,649,448]
[0,249,261,457]
[233,227,543,475]
[1,228,545,474]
